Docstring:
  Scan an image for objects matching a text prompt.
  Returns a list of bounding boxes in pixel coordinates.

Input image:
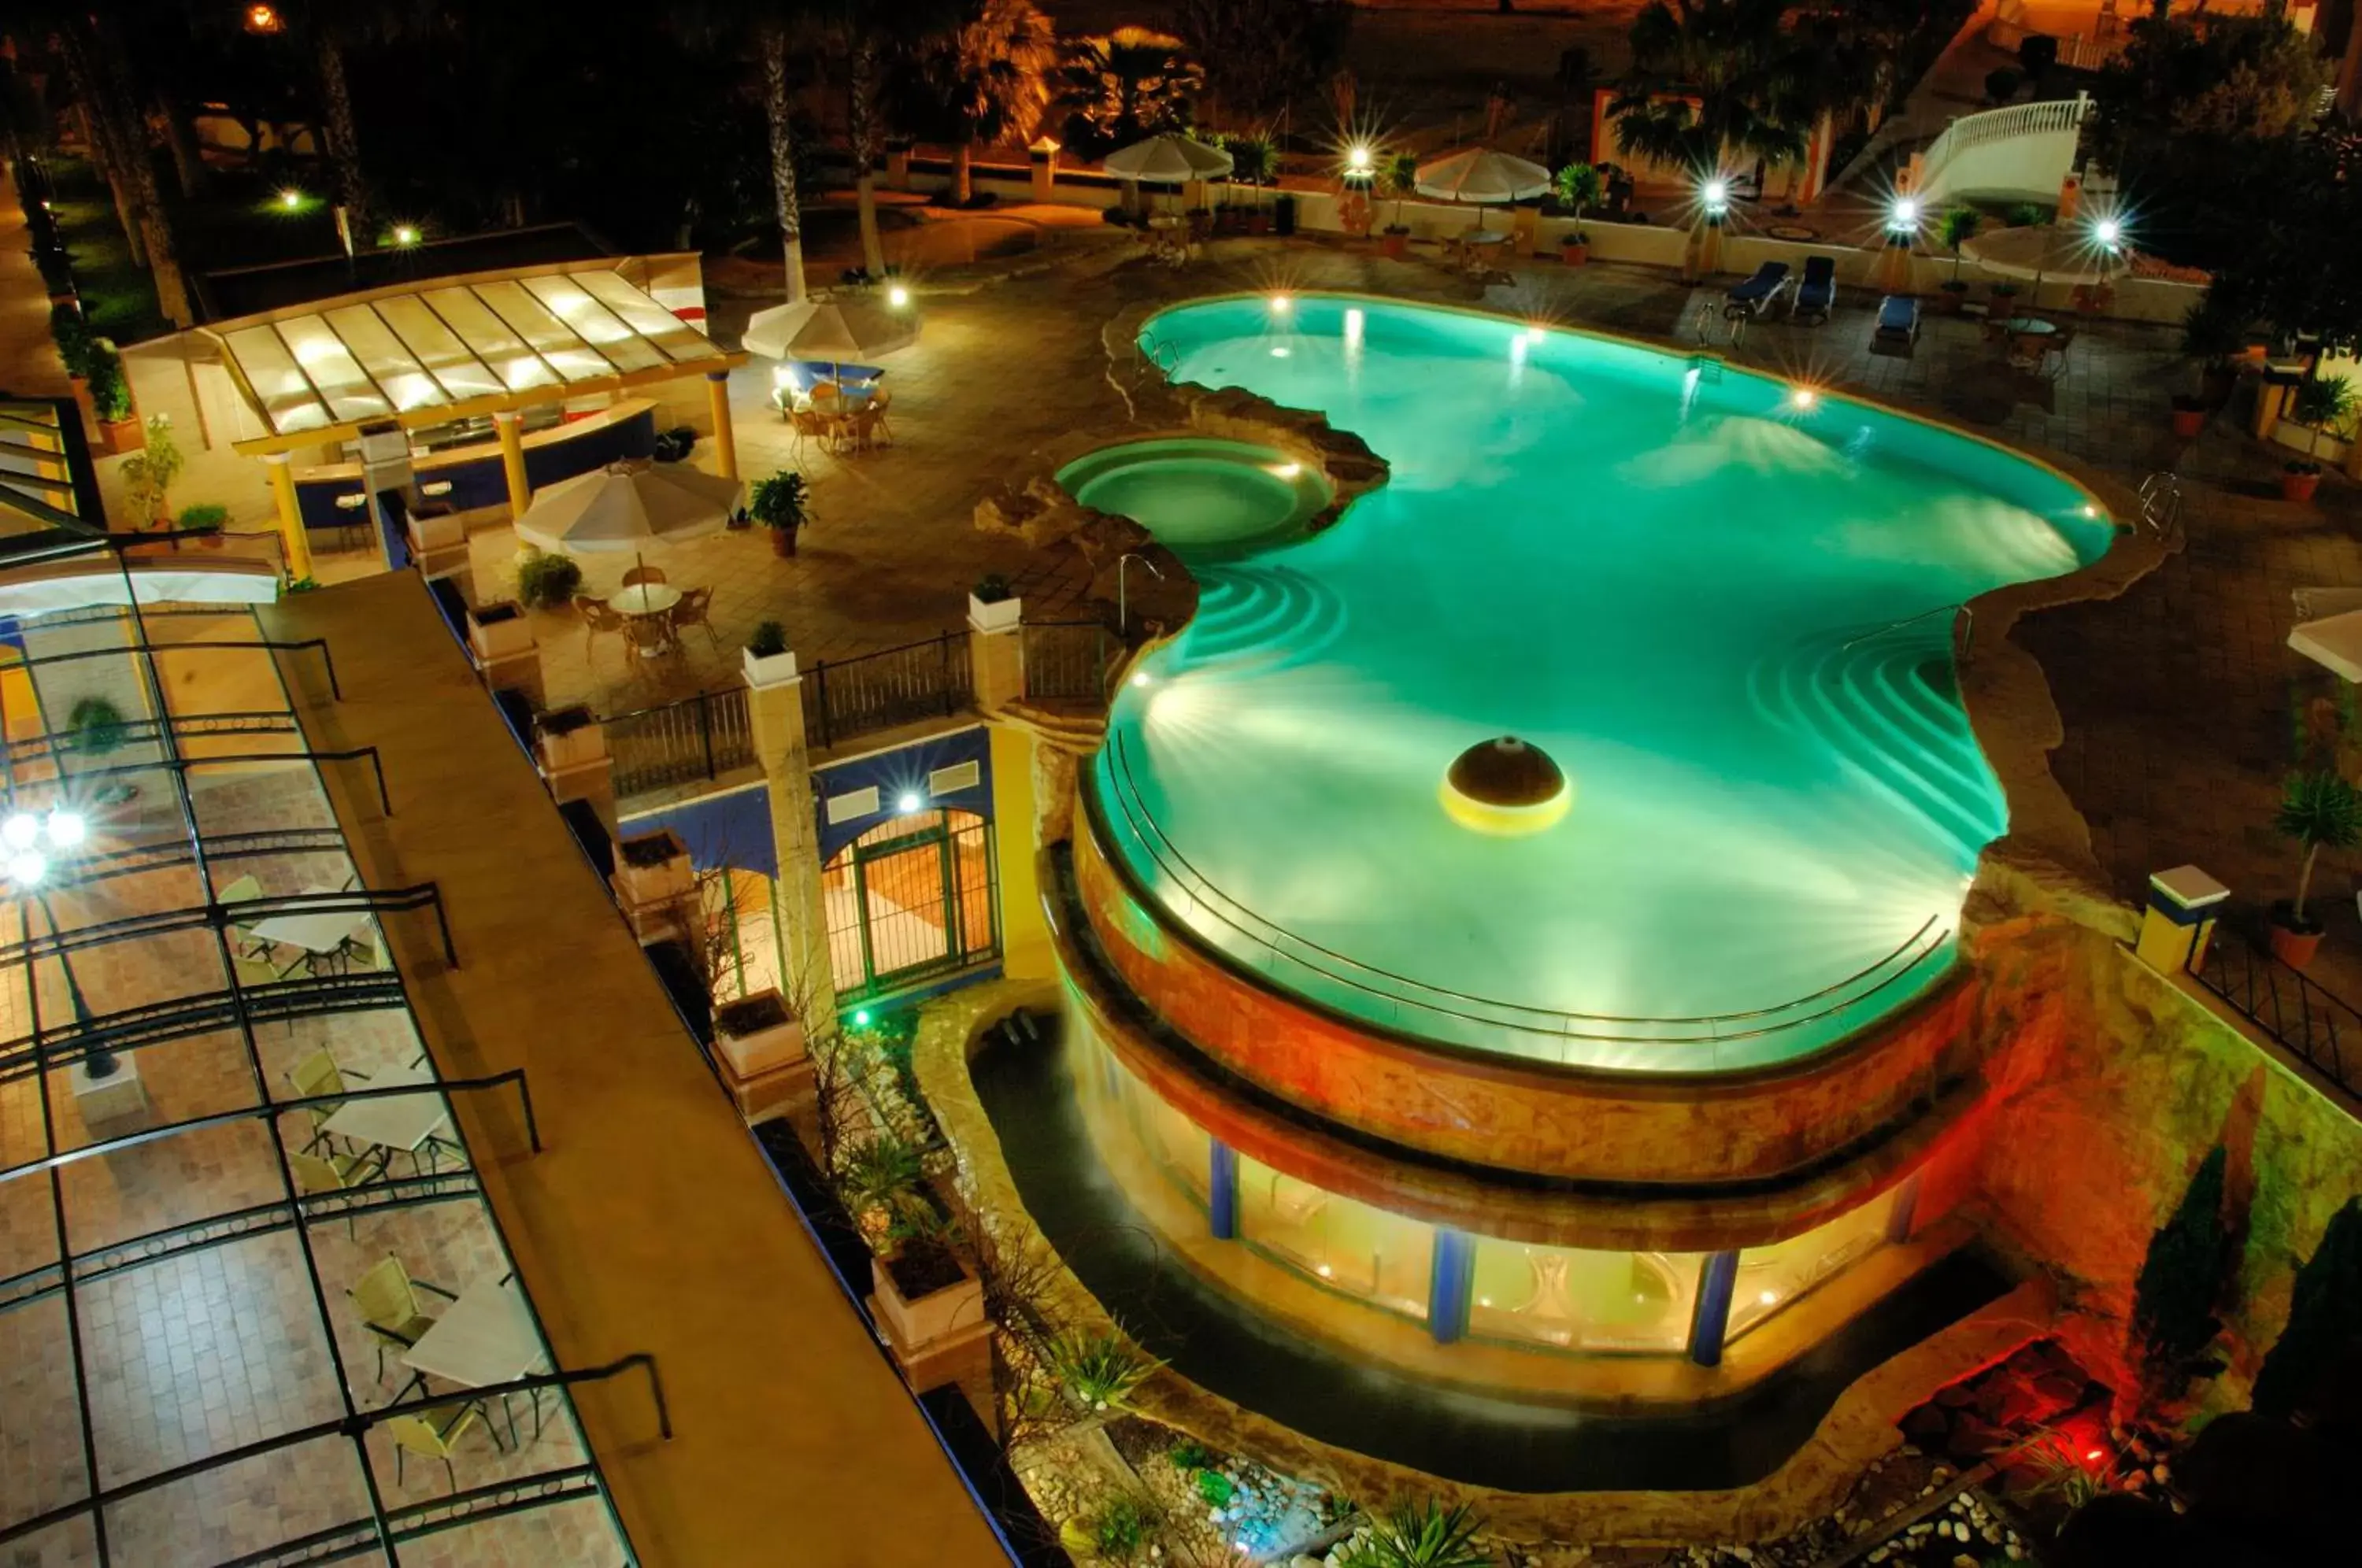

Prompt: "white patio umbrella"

[1414,147,1550,231]
[740,299,919,372]
[1960,224,2125,300]
[2291,608,2362,683]
[514,460,745,554]
[1101,134,1234,185]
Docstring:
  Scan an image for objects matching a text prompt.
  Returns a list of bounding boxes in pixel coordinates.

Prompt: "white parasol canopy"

[1960,224,2124,290]
[1415,147,1551,205]
[1102,134,1234,184]
[2291,608,2362,683]
[513,460,744,554]
[741,299,919,364]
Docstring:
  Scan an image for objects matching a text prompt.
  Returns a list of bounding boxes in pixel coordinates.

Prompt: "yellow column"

[705,371,739,482]
[262,453,313,582]
[494,410,531,519]
[745,650,839,1032]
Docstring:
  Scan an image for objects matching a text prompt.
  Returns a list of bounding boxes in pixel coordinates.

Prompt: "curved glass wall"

[1076,1021,1905,1361]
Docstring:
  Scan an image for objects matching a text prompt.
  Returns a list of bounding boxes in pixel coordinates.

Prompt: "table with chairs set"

[779,376,895,459]
[225,875,383,979]
[351,1257,553,1490]
[1990,313,2076,379]
[575,564,721,666]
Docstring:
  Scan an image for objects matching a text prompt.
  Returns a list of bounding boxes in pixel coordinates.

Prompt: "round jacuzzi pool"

[1057,437,1332,553]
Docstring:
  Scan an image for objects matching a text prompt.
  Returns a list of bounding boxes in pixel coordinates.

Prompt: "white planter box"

[467,601,534,663]
[742,646,799,689]
[713,989,807,1076]
[612,828,694,906]
[871,1252,986,1350]
[535,705,606,774]
[967,593,1022,634]
[409,510,466,554]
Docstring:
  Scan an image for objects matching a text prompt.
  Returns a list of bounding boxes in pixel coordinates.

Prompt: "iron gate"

[824,810,998,1000]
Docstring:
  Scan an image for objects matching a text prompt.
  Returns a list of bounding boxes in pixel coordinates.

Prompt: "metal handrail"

[2139,470,2184,540]
[1094,731,1953,1052]
[2186,921,2361,1109]
[1839,602,1968,653]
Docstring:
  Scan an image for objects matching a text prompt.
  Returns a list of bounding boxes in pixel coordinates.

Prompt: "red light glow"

[2084,1448,2104,1462]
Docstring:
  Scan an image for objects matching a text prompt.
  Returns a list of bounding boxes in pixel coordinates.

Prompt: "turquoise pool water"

[1059,437,1334,555]
[1090,295,2112,1073]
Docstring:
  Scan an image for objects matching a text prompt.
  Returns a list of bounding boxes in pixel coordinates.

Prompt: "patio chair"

[219,873,271,960]
[1723,261,1791,322]
[669,586,721,652]
[2293,586,2362,621]
[288,1146,388,1239]
[787,406,834,463]
[865,387,894,447]
[387,1400,505,1491]
[1790,255,1837,325]
[625,614,675,663]
[1870,294,1920,359]
[348,1254,457,1387]
[576,595,628,660]
[289,1048,367,1156]
[2038,322,2076,379]
[620,564,668,589]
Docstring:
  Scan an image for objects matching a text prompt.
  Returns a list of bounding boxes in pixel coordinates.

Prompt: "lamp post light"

[3,805,109,1078]
[1700,176,1731,224]
[1886,195,1921,240]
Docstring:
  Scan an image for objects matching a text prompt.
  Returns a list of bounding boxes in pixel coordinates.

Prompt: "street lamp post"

[5,806,109,1078]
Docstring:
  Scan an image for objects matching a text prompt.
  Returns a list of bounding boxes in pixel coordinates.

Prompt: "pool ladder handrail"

[2138,471,2185,542]
[1839,602,1974,663]
[1134,333,1182,388]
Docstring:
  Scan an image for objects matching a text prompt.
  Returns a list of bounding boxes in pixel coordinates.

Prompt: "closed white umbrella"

[1960,224,2124,295]
[1102,134,1234,184]
[740,299,919,368]
[514,460,745,554]
[2291,608,2362,683]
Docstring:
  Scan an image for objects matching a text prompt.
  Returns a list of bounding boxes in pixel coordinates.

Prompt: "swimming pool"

[1091,295,2112,1073]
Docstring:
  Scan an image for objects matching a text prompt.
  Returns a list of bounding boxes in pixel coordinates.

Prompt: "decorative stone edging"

[913,980,2064,1548]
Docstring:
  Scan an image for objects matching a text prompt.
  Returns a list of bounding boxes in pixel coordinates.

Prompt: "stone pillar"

[1029,139,1059,202]
[705,371,739,481]
[262,453,313,582]
[1427,1229,1475,1345]
[745,645,839,1033]
[1874,233,1914,296]
[968,594,1023,711]
[1032,737,1078,849]
[1208,1140,1240,1240]
[887,147,913,191]
[1687,1250,1740,1368]
[1685,217,1724,283]
[494,409,531,519]
[2134,864,2229,976]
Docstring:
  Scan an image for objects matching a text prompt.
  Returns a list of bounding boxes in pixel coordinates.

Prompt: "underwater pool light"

[1441,736,1572,835]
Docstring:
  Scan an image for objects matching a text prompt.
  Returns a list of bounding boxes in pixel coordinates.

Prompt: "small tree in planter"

[750,470,811,558]
[1552,161,1600,264]
[1937,205,1980,312]
[50,304,97,379]
[2129,1145,2231,1412]
[86,351,140,453]
[2287,374,2356,464]
[119,417,184,528]
[69,696,139,803]
[1225,132,1279,231]
[1336,1498,1494,1568]
[2268,769,2362,968]
[1379,151,1420,259]
[2283,459,2324,503]
[176,503,229,549]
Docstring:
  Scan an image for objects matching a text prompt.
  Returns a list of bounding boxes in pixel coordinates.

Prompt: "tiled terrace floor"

[0,619,631,1565]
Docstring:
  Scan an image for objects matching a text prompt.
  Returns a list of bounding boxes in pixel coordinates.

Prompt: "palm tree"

[272,0,425,244]
[678,2,824,305]
[1609,0,1818,181]
[42,3,190,323]
[1055,28,1203,161]
[916,0,1058,207]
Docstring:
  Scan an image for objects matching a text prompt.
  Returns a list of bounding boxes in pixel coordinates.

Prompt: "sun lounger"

[1723,261,1791,320]
[1790,256,1837,324]
[1869,294,1920,358]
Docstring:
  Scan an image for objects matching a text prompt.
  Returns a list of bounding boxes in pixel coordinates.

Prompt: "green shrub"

[69,696,129,756]
[120,416,183,521]
[746,619,787,658]
[1338,1499,1494,1568]
[1092,1495,1152,1561]
[85,350,131,422]
[2292,374,2357,432]
[2005,202,2047,228]
[176,503,230,533]
[1043,1327,1163,1413]
[1168,1437,1218,1471]
[750,470,811,533]
[1194,1467,1235,1507]
[50,305,96,378]
[514,549,583,610]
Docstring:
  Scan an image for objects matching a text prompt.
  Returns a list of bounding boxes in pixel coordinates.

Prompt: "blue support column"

[1689,1250,1740,1367]
[1208,1140,1240,1240]
[1428,1230,1475,1344]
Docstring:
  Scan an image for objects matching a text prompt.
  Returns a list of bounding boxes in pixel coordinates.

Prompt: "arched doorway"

[822,807,998,1000]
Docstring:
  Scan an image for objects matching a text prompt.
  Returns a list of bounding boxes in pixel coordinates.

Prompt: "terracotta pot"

[769,525,798,557]
[1936,287,1969,316]
[97,416,143,456]
[2282,470,2323,504]
[2169,405,2207,440]
[2269,910,2323,970]
[1380,230,1409,261]
[1560,241,1589,266]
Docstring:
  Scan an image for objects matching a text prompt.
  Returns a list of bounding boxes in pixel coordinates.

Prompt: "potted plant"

[713,989,807,1078]
[1379,151,1420,260]
[2182,291,2246,410]
[968,572,1020,631]
[2170,394,2210,441]
[1226,133,1279,233]
[119,416,184,529]
[743,619,797,686]
[465,601,533,664]
[513,547,583,610]
[69,696,139,803]
[533,703,607,776]
[1937,206,1981,314]
[2269,771,2362,969]
[750,470,811,558]
[2289,374,2356,457]
[2282,459,2324,504]
[50,303,96,382]
[613,827,694,907]
[86,350,141,454]
[176,503,229,550]
[1553,161,1600,265]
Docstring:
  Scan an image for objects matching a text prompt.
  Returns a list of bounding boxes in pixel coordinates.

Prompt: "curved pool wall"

[1094,295,2113,1074]
[1057,437,1335,557]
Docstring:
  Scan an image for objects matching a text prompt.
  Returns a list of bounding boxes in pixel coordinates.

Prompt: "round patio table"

[2002,317,2057,337]
[608,582,682,618]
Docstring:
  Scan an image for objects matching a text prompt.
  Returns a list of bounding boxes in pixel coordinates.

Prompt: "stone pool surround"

[925,284,2362,1534]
